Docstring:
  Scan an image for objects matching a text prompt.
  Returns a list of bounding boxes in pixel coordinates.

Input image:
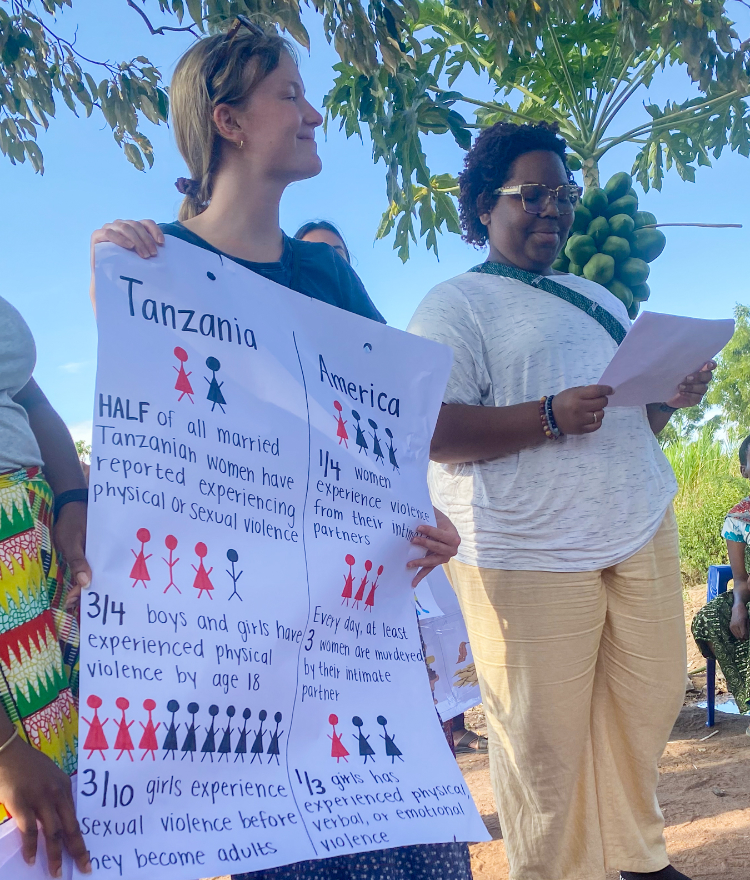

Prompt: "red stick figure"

[365,565,384,611]
[328,714,349,763]
[333,400,348,448]
[173,347,194,403]
[130,528,152,588]
[192,543,214,599]
[139,699,161,761]
[353,560,372,608]
[163,534,181,594]
[82,695,109,760]
[114,697,135,761]
[341,554,355,605]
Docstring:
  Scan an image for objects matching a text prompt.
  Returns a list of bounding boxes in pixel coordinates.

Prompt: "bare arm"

[430,385,612,464]
[727,539,750,640]
[13,379,91,599]
[646,362,716,436]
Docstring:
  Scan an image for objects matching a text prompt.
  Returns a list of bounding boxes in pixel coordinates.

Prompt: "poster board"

[76,238,489,878]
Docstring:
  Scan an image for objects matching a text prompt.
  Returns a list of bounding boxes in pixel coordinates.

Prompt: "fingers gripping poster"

[80,238,489,879]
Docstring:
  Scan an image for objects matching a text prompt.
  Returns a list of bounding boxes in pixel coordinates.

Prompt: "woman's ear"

[213,104,243,145]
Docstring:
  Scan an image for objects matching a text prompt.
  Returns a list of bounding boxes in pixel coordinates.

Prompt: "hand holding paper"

[599,311,734,407]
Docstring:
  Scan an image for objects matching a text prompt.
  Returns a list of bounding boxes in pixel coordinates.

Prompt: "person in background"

[294,219,350,262]
[90,16,472,880]
[692,435,750,728]
[0,295,91,877]
[408,120,714,880]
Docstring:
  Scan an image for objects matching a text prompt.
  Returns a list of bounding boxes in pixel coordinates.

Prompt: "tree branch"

[590,48,637,147]
[597,45,671,138]
[546,24,588,137]
[125,1,200,37]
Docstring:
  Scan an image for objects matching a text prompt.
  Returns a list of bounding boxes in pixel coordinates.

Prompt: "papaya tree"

[324,3,750,264]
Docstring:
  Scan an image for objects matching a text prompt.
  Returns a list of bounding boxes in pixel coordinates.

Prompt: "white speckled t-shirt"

[407,270,677,572]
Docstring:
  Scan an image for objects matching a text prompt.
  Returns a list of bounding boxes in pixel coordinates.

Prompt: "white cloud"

[59,361,89,374]
[68,420,93,445]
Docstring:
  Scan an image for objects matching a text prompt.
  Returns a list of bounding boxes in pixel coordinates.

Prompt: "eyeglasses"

[225,14,266,41]
[494,183,583,215]
[208,15,267,95]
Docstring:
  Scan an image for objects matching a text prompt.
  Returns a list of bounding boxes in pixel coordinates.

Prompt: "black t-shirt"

[160,222,385,324]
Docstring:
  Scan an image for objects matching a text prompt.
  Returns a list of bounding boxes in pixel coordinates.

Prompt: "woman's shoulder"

[289,238,385,324]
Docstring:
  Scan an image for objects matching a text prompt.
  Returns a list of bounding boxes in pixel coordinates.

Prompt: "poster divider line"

[286,329,318,856]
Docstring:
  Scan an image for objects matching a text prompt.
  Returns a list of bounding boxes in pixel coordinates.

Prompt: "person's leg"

[448,559,607,880]
[594,508,687,876]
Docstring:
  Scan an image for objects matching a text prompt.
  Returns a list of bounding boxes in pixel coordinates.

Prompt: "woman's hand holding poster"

[80,238,488,879]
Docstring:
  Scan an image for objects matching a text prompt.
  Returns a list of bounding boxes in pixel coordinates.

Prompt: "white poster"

[78,238,489,879]
[417,569,482,722]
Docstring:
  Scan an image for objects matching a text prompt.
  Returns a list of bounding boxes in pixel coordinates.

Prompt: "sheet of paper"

[78,238,489,880]
[599,311,734,407]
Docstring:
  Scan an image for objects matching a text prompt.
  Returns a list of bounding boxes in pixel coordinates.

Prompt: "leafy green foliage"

[0,0,169,172]
[665,426,747,583]
[704,303,750,434]
[324,4,750,257]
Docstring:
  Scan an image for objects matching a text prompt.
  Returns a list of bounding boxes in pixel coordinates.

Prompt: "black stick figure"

[162,700,180,760]
[352,410,368,454]
[234,709,251,763]
[205,357,226,413]
[368,419,384,464]
[217,706,235,761]
[226,549,243,601]
[181,702,199,761]
[352,716,375,764]
[384,428,399,472]
[377,715,403,763]
[250,710,267,764]
[266,712,283,765]
[200,705,219,762]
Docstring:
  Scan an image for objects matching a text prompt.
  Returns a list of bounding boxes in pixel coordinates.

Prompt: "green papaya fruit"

[600,235,631,263]
[627,301,641,320]
[607,279,634,309]
[587,216,610,247]
[630,228,667,263]
[582,187,609,217]
[571,204,593,233]
[552,254,570,272]
[633,211,657,229]
[626,186,639,201]
[617,257,650,286]
[567,154,582,171]
[631,283,651,302]
[565,234,597,266]
[583,253,615,285]
[568,262,583,276]
[608,213,635,238]
[604,172,632,202]
[606,195,638,218]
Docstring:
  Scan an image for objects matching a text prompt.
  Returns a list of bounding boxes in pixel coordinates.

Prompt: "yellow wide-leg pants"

[448,508,685,880]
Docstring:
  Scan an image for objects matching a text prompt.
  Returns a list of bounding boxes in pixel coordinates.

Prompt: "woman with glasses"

[408,121,714,880]
[90,18,471,880]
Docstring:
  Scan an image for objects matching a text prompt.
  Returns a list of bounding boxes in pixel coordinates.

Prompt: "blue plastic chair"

[705,564,733,727]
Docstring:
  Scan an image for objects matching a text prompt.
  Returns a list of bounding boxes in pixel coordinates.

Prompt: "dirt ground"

[461,585,750,880]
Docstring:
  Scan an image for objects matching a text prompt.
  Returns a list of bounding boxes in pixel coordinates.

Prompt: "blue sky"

[2,1,748,442]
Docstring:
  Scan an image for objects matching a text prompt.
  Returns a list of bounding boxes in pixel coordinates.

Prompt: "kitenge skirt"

[692,590,750,713]
[0,466,79,827]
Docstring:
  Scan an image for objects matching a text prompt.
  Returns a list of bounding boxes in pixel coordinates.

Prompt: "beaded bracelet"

[545,395,562,438]
[539,395,562,440]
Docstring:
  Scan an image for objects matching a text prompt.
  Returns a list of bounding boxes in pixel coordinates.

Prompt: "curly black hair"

[458,121,575,247]
[739,434,750,468]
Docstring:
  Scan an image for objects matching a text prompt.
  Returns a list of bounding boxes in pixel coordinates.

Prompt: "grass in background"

[664,426,747,584]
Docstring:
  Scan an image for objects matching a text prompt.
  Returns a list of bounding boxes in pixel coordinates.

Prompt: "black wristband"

[53,488,88,518]
[658,403,678,414]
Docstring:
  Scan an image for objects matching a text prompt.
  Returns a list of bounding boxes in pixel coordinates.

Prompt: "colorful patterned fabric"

[0,466,79,826]
[692,590,750,713]
[722,495,750,542]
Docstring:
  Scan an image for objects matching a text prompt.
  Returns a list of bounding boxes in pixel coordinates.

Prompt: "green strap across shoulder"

[468,261,627,346]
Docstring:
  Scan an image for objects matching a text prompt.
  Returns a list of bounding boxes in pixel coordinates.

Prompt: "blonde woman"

[91,17,471,880]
